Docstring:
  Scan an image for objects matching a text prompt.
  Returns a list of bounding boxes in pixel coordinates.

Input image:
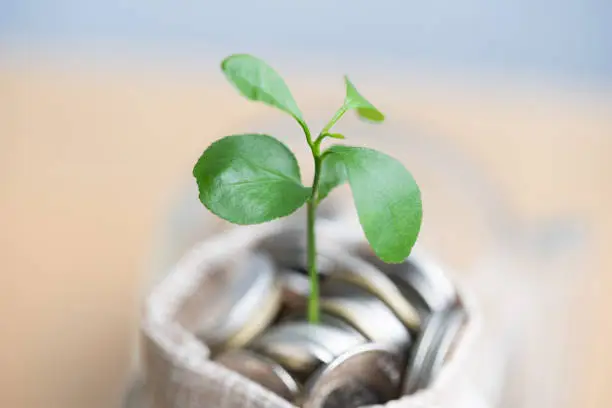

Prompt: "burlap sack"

[140,219,496,408]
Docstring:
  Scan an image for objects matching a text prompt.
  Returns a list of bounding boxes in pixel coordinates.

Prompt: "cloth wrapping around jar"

[140,219,494,408]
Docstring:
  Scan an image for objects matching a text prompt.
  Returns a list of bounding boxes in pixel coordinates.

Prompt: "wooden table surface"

[1,59,610,408]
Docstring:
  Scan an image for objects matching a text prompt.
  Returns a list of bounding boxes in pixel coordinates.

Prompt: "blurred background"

[0,1,610,407]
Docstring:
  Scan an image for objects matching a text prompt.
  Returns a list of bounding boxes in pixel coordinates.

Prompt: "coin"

[278,268,312,312]
[250,321,366,382]
[302,343,402,408]
[186,251,282,354]
[320,280,412,356]
[354,244,457,318]
[401,309,446,394]
[402,305,467,394]
[321,248,421,332]
[214,349,300,402]
[279,307,367,339]
[256,227,336,274]
[281,310,365,337]
[427,306,467,380]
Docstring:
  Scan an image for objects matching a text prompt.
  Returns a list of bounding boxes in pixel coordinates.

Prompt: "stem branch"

[320,104,348,136]
[299,118,313,146]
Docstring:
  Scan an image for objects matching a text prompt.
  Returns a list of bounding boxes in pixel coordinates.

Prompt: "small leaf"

[317,151,347,202]
[222,54,303,121]
[326,133,345,140]
[193,134,310,225]
[327,145,422,262]
[344,76,385,123]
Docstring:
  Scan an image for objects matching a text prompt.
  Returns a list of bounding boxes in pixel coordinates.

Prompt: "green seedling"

[193,54,423,324]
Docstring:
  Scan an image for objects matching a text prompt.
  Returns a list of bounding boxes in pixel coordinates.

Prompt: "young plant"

[193,54,422,324]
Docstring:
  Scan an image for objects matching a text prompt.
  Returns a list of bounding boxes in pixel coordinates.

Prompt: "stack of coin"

[351,244,458,318]
[209,239,467,408]
[178,251,284,355]
[318,280,413,358]
[301,343,403,408]
[215,348,301,401]
[402,305,467,394]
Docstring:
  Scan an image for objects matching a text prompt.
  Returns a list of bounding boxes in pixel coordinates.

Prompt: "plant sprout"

[193,54,422,324]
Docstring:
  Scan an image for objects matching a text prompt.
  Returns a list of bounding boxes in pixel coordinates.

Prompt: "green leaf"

[317,151,347,202]
[193,134,310,225]
[344,76,385,123]
[221,54,303,121]
[327,145,422,262]
[326,132,345,140]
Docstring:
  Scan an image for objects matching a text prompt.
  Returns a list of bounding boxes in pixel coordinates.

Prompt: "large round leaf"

[193,134,310,225]
[326,145,422,262]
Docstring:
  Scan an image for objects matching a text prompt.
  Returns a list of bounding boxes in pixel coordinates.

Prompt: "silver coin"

[401,310,446,394]
[281,310,365,337]
[320,280,412,356]
[278,268,311,312]
[302,343,402,408]
[256,227,337,274]
[402,305,467,394]
[214,349,300,401]
[250,321,366,382]
[182,251,282,353]
[322,249,421,332]
[354,245,457,318]
[427,306,467,380]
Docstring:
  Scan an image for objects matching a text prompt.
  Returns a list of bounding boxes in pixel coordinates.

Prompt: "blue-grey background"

[0,0,610,85]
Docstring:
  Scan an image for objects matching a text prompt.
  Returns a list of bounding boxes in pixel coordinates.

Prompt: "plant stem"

[306,198,319,324]
[306,144,322,324]
[304,105,347,324]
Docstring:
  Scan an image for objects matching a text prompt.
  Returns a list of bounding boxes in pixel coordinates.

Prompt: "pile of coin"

[195,230,468,408]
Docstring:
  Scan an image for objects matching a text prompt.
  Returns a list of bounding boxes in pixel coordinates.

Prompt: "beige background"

[0,58,610,407]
